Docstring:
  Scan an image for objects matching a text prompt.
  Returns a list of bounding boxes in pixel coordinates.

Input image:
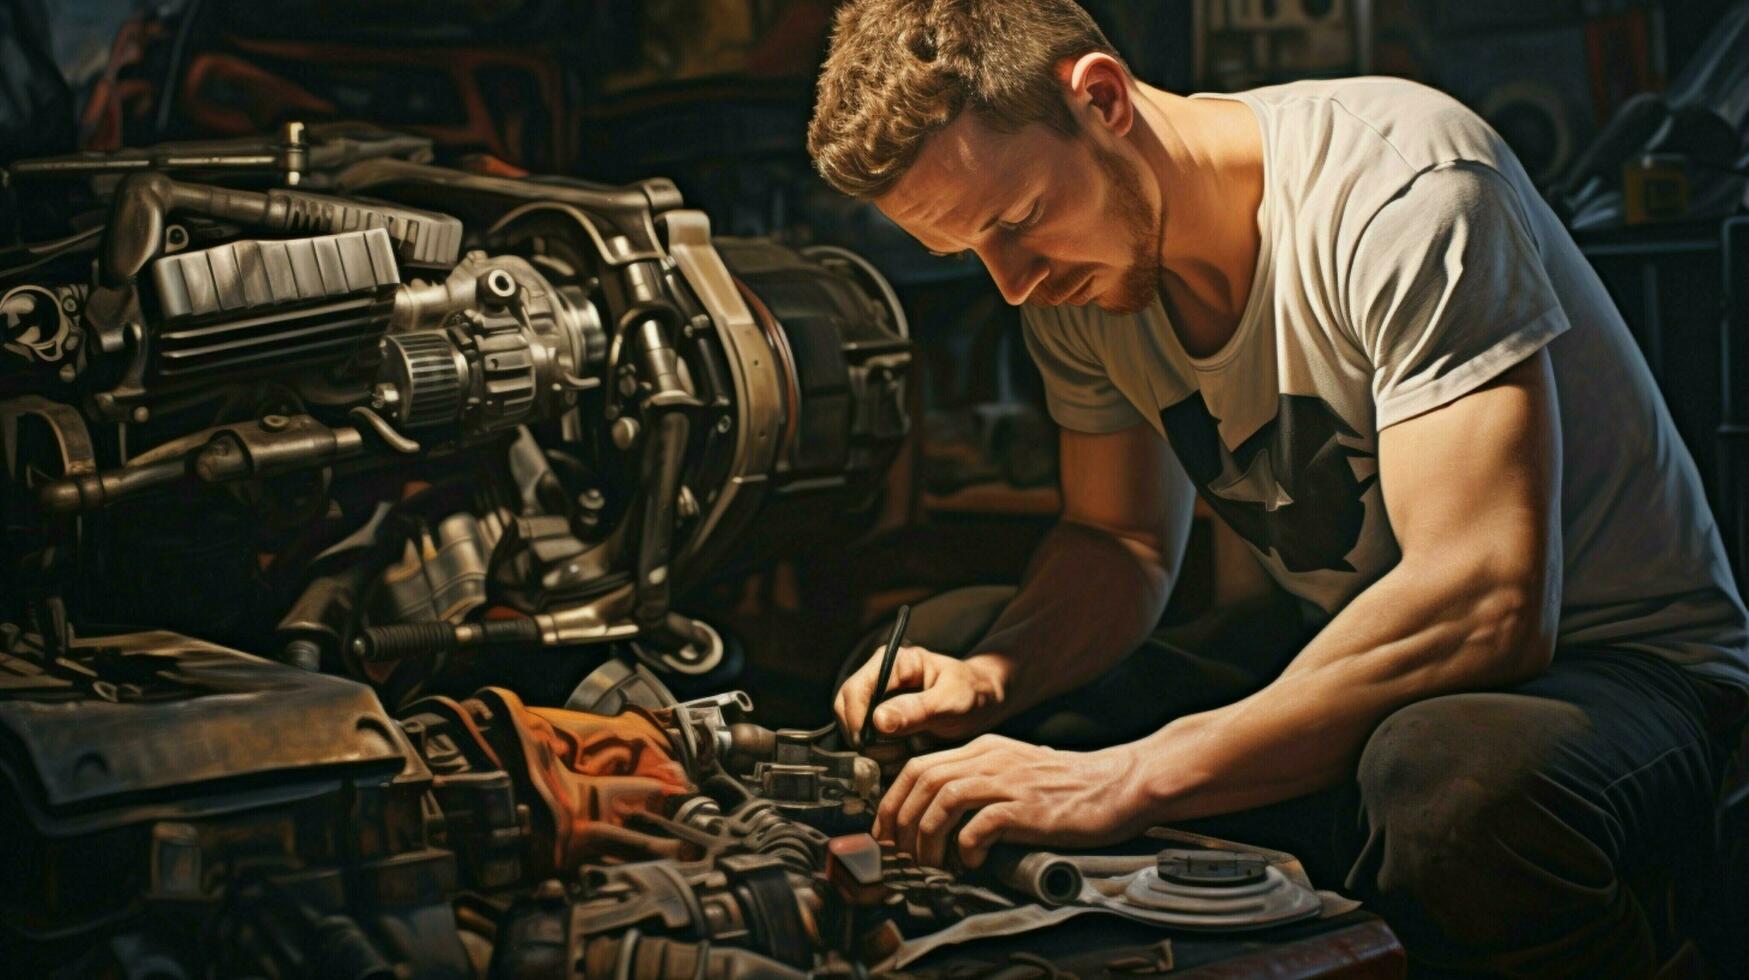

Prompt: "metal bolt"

[283,121,305,186]
[193,444,227,481]
[611,416,640,450]
[478,268,518,308]
[57,364,76,383]
[131,406,149,423]
[261,414,289,432]
[716,416,732,434]
[576,491,605,530]
[676,485,699,520]
[283,639,321,671]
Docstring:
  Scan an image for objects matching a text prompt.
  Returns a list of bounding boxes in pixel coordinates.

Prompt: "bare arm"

[1122,351,1563,819]
[969,422,1195,714]
[880,352,1564,868]
[837,421,1195,739]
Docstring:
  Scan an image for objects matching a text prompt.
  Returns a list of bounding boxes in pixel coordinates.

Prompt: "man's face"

[874,110,1162,314]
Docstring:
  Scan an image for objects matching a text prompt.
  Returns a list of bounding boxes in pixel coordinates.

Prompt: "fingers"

[893,756,982,861]
[915,777,1012,868]
[956,802,1021,869]
[874,737,981,839]
[870,685,957,738]
[892,750,979,848]
[835,645,930,743]
[873,752,923,841]
[833,652,878,738]
[875,735,1006,856]
[871,654,993,739]
[869,738,1112,873]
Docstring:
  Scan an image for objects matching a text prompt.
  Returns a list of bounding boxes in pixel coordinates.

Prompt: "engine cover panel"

[0,630,412,830]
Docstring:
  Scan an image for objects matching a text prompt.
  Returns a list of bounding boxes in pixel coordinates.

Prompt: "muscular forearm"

[1129,553,1556,821]
[967,519,1172,720]
[876,360,1565,870]
[1123,357,1562,821]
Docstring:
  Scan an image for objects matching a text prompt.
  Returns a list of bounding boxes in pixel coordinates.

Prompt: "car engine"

[0,126,1348,978]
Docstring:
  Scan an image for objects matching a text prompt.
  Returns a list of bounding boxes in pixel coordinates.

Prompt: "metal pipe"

[981,846,1085,906]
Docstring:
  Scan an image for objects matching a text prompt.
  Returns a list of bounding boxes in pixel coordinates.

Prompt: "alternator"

[372,255,607,437]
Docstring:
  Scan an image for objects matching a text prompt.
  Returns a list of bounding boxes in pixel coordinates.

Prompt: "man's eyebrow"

[921,209,1002,255]
[974,190,1035,234]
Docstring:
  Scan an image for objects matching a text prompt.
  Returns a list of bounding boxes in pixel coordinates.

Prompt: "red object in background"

[745,0,835,77]
[1586,9,1661,123]
[178,52,338,135]
[459,153,532,179]
[176,36,570,170]
[79,15,164,150]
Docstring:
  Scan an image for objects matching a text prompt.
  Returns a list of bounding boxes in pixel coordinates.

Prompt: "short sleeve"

[1346,162,1569,430]
[1020,305,1146,434]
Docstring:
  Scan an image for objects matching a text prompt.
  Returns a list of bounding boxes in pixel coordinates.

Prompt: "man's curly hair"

[807,0,1125,199]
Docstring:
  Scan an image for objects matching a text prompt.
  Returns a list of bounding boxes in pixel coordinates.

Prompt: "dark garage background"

[4,0,1746,724]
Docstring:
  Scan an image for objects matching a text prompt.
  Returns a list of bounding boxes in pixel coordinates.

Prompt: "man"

[807,1,1749,974]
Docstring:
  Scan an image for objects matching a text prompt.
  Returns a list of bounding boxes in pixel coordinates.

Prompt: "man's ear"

[1062,52,1133,137]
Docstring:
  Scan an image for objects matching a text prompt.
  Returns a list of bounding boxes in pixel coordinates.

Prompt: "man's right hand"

[835,422,1191,749]
[835,645,1010,744]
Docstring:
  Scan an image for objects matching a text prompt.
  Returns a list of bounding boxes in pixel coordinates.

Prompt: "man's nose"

[979,242,1048,306]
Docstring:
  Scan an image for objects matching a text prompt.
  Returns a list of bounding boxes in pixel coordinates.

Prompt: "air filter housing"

[148,227,399,383]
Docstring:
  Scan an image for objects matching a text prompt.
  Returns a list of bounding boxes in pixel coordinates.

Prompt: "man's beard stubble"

[1090,140,1164,316]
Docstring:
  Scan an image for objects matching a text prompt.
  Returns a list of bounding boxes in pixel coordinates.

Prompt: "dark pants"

[842,586,1747,977]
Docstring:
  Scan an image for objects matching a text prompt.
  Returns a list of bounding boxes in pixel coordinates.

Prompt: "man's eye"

[998,200,1042,233]
[927,248,971,259]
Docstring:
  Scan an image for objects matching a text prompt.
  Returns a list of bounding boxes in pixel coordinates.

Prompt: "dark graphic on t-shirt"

[1160,393,1374,573]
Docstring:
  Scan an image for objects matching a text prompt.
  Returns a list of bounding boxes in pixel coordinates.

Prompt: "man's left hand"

[873,734,1154,869]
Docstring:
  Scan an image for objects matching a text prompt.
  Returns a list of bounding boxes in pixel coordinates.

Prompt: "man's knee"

[1350,693,1638,964]
[1357,693,1588,832]
[1358,693,1599,866]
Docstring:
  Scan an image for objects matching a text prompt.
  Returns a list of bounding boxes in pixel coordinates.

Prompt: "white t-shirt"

[1022,77,1749,690]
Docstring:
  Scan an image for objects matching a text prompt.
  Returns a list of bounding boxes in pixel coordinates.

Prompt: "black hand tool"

[860,604,911,748]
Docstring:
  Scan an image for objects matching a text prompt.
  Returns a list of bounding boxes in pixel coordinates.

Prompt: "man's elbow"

[1465,569,1559,685]
[1058,518,1170,575]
